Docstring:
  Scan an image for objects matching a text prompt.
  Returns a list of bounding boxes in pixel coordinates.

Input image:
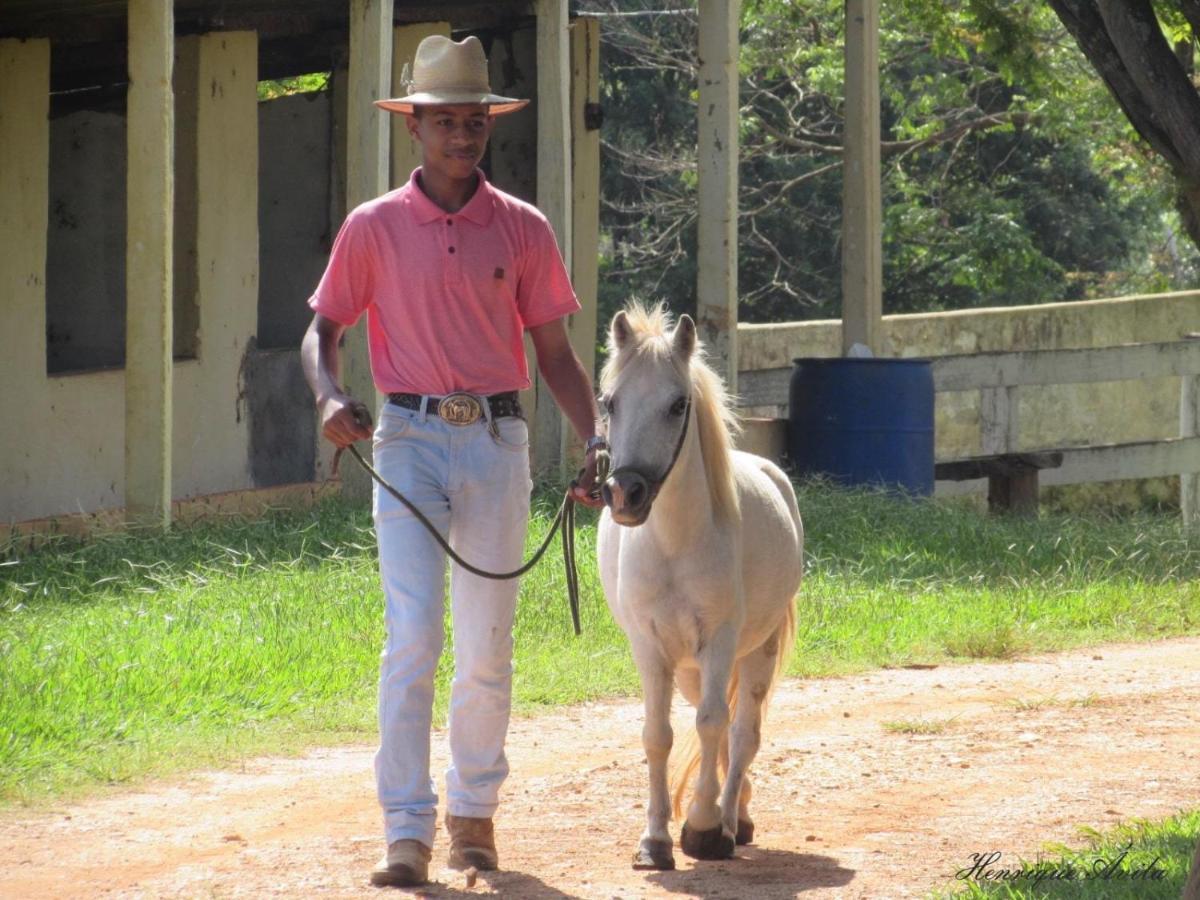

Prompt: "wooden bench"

[934,451,1064,515]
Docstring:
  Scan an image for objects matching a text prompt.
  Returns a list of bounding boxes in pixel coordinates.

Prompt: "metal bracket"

[583,102,604,131]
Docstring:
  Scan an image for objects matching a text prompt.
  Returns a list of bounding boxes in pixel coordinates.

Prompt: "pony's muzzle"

[603,471,651,524]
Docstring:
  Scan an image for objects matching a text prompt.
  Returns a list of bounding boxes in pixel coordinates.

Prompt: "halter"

[605,392,693,509]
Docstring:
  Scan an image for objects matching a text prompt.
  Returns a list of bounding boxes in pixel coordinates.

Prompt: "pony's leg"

[737,776,754,845]
[631,644,676,870]
[720,641,776,845]
[680,620,737,860]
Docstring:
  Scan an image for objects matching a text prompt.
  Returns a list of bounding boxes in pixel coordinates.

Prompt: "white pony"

[596,303,803,869]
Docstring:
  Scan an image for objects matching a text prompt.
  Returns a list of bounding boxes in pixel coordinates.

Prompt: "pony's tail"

[669,598,797,820]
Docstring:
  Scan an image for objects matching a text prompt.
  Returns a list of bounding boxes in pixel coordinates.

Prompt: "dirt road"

[3,637,1199,898]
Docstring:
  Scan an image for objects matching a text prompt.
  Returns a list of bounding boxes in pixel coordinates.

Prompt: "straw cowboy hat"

[374,35,529,116]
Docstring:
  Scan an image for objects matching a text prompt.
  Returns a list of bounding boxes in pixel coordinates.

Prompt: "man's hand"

[571,449,606,509]
[320,394,374,448]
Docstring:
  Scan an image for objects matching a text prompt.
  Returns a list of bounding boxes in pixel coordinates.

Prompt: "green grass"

[939,809,1200,899]
[882,716,957,735]
[790,482,1200,676]
[3,479,1200,804]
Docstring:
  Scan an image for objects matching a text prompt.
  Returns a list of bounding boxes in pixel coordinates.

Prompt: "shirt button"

[448,246,456,253]
[446,219,453,226]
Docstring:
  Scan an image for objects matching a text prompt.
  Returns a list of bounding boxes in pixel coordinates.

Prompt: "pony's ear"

[673,314,697,360]
[611,310,633,350]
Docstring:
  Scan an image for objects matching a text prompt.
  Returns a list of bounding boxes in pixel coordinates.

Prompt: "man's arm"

[301,313,373,448]
[528,318,605,507]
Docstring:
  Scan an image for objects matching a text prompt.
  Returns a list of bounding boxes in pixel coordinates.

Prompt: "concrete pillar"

[0,39,50,524]
[125,0,175,528]
[343,0,393,498]
[390,21,450,189]
[183,31,259,494]
[697,0,740,394]
[841,0,883,356]
[566,16,601,465]
[534,0,572,474]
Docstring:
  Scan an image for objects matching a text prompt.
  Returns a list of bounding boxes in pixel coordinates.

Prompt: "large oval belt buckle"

[438,393,482,426]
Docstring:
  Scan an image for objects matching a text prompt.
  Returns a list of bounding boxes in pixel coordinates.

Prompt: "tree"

[583,0,1195,332]
[1046,0,1200,251]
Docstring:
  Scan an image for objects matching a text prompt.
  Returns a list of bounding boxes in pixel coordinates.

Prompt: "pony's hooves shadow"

[680,823,735,860]
[631,839,676,870]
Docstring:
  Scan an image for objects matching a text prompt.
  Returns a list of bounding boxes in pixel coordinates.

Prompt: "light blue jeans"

[371,399,532,848]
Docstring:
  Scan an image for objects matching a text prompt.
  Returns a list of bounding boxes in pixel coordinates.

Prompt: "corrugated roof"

[1,2,532,43]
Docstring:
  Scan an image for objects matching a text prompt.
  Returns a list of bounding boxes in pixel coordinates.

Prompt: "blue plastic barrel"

[788,358,934,495]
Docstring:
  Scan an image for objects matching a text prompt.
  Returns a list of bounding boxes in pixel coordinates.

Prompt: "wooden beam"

[842,0,883,356]
[534,0,571,474]
[566,15,601,464]
[342,0,392,499]
[193,31,260,495]
[0,38,51,525]
[390,21,450,190]
[1040,437,1200,487]
[742,340,1200,410]
[124,0,174,529]
[932,340,1200,391]
[1181,372,1200,528]
[980,385,1019,454]
[0,39,50,383]
[697,0,740,393]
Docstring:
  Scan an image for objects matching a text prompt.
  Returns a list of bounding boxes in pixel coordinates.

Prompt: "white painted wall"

[0,34,259,524]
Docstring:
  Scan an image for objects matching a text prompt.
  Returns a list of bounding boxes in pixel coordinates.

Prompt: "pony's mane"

[600,302,741,522]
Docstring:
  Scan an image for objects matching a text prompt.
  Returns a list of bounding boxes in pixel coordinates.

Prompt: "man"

[301,34,605,888]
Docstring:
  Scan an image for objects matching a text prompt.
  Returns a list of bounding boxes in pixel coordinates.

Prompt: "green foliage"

[583,0,1199,334]
[257,73,330,101]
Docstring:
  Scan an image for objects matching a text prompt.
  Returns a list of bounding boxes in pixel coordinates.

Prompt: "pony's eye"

[601,394,615,417]
[670,396,687,416]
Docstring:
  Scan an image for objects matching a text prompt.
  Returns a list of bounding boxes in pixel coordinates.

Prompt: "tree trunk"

[1048,0,1200,254]
[1185,836,1200,900]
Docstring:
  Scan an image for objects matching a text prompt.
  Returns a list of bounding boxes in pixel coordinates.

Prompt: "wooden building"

[0,0,623,535]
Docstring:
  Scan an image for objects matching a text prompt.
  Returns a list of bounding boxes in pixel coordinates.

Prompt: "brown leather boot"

[446,814,499,871]
[369,839,431,887]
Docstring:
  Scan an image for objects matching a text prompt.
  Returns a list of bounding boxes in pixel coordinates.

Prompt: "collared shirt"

[309,168,580,396]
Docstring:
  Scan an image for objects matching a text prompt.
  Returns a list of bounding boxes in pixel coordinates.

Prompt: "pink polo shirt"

[308,169,580,396]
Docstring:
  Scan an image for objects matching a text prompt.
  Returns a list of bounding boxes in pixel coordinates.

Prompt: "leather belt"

[387,391,522,426]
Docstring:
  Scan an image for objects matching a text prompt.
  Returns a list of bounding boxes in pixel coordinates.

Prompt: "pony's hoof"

[736,819,755,845]
[632,838,675,870]
[680,823,735,860]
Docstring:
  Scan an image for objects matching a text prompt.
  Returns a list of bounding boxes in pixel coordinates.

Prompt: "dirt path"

[3,637,1200,899]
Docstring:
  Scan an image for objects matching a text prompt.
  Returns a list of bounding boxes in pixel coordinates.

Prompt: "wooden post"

[980,385,1019,454]
[841,0,883,357]
[343,0,393,499]
[125,0,174,528]
[0,38,50,525]
[390,21,450,190]
[194,32,259,492]
[566,16,601,465]
[534,0,572,474]
[697,0,740,394]
[1181,373,1200,528]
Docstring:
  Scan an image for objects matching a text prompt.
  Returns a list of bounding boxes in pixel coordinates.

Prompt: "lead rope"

[341,443,609,636]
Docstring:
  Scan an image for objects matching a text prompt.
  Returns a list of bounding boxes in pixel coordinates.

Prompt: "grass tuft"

[941,809,1200,899]
[882,717,955,735]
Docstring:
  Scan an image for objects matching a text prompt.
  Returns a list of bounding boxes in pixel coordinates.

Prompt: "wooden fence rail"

[736,338,1200,525]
